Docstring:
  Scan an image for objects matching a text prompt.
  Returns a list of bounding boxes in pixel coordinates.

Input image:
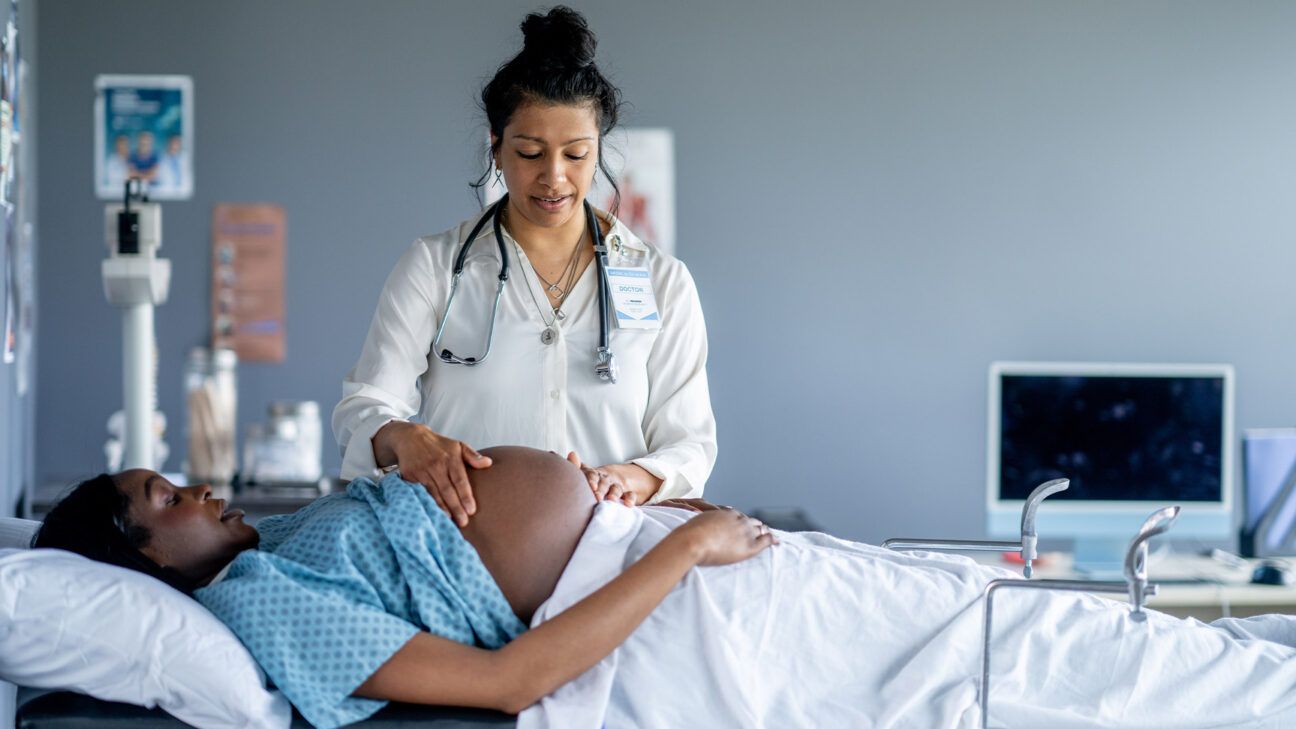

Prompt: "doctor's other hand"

[672,508,778,566]
[566,451,635,506]
[377,421,492,527]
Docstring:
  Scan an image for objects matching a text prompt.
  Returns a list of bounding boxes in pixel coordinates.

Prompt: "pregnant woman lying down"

[34,447,1296,729]
[35,447,773,727]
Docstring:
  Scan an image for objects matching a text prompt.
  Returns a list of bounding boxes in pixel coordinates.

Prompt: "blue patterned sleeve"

[197,552,420,729]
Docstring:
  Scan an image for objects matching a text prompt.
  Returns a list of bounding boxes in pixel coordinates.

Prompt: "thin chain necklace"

[503,206,586,301]
[532,230,586,299]
[504,208,590,326]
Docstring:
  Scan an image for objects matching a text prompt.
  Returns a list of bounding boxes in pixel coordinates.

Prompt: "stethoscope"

[431,192,618,383]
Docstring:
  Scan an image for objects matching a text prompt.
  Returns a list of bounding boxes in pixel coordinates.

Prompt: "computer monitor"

[987,362,1234,575]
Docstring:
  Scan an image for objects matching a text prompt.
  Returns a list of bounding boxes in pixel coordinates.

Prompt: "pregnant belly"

[458,446,598,623]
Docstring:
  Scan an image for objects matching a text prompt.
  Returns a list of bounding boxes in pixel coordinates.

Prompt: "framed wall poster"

[94,74,193,200]
[590,128,675,255]
[484,127,676,256]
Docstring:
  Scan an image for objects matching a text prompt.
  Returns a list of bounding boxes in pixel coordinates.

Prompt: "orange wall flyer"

[211,204,286,362]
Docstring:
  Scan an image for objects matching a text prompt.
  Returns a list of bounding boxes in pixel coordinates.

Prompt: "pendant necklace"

[532,231,585,308]
[515,240,564,345]
[508,215,589,343]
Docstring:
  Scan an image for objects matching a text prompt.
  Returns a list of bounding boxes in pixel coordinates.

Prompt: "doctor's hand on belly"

[565,451,663,506]
[373,420,492,527]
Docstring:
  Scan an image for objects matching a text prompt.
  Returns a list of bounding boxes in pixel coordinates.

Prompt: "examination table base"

[15,687,515,728]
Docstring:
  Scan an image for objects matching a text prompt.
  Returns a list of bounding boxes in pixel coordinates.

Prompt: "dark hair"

[34,474,197,594]
[473,6,624,211]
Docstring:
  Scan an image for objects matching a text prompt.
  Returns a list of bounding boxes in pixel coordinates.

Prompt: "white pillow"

[0,517,38,549]
[0,547,291,729]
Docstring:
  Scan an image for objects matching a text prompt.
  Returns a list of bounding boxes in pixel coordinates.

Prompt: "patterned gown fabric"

[196,474,527,729]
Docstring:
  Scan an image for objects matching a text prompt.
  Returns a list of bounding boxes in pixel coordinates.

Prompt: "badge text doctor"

[606,266,661,330]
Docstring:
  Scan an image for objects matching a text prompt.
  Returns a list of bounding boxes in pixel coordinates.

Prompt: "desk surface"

[971,551,1296,610]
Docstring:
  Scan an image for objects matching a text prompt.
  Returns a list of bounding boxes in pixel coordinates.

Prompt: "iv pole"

[101,178,171,469]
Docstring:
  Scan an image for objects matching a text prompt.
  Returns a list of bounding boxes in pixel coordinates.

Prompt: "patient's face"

[117,470,259,585]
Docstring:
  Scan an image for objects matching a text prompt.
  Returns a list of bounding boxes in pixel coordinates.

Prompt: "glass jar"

[183,346,238,486]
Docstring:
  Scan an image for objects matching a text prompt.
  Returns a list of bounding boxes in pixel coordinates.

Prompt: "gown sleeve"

[196,551,421,729]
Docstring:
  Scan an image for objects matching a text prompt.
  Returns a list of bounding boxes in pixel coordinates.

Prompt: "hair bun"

[520,6,597,70]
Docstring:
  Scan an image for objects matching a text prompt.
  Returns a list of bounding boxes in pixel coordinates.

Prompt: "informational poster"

[94,74,193,200]
[484,127,676,255]
[211,204,286,362]
[0,0,17,209]
[1,0,18,365]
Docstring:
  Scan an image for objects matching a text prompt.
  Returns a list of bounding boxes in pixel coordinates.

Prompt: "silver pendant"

[540,327,556,345]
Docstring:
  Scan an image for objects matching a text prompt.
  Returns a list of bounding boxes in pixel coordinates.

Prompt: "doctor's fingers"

[604,481,627,504]
[589,471,620,501]
[426,465,471,527]
[461,443,493,469]
[407,468,459,524]
[435,481,471,527]
[444,458,478,516]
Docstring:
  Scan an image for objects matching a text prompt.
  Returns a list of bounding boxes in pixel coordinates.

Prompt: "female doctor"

[332,7,716,527]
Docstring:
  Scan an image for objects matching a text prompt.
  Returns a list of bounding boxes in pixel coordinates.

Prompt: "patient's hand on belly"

[457,446,598,623]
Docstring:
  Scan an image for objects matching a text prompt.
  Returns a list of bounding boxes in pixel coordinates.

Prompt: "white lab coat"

[332,211,716,502]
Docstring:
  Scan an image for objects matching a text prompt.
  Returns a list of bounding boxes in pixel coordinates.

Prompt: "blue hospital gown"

[195,474,527,728]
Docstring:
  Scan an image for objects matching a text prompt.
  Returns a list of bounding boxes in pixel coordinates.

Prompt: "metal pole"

[121,302,154,469]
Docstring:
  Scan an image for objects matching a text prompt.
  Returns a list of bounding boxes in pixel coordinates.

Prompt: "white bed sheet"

[520,503,1296,729]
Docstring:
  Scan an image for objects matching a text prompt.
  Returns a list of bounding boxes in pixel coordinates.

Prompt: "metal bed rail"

[977,506,1181,728]
[883,478,1070,578]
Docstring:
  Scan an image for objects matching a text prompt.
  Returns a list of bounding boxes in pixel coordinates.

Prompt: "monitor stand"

[1071,538,1129,580]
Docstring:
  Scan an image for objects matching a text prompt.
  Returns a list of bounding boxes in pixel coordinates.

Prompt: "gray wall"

[35,1,1296,542]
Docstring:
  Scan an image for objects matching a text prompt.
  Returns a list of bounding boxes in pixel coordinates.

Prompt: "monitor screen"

[998,373,1226,502]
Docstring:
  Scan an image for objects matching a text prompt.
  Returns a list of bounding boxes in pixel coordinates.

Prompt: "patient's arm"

[354,508,775,714]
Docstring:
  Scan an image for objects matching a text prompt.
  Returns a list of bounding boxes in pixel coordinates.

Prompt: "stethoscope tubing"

[432,193,616,382]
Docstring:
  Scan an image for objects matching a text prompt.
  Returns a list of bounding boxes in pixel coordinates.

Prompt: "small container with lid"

[243,400,322,486]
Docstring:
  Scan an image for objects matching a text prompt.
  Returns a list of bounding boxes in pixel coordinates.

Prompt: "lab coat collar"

[485,204,644,253]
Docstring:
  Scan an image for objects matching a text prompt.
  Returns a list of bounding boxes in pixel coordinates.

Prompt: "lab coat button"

[550,389,560,400]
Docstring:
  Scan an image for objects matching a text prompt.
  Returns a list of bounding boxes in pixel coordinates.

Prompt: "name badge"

[606,266,661,330]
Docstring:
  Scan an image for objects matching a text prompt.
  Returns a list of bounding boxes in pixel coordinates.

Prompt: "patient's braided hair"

[472,5,624,212]
[34,474,197,594]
